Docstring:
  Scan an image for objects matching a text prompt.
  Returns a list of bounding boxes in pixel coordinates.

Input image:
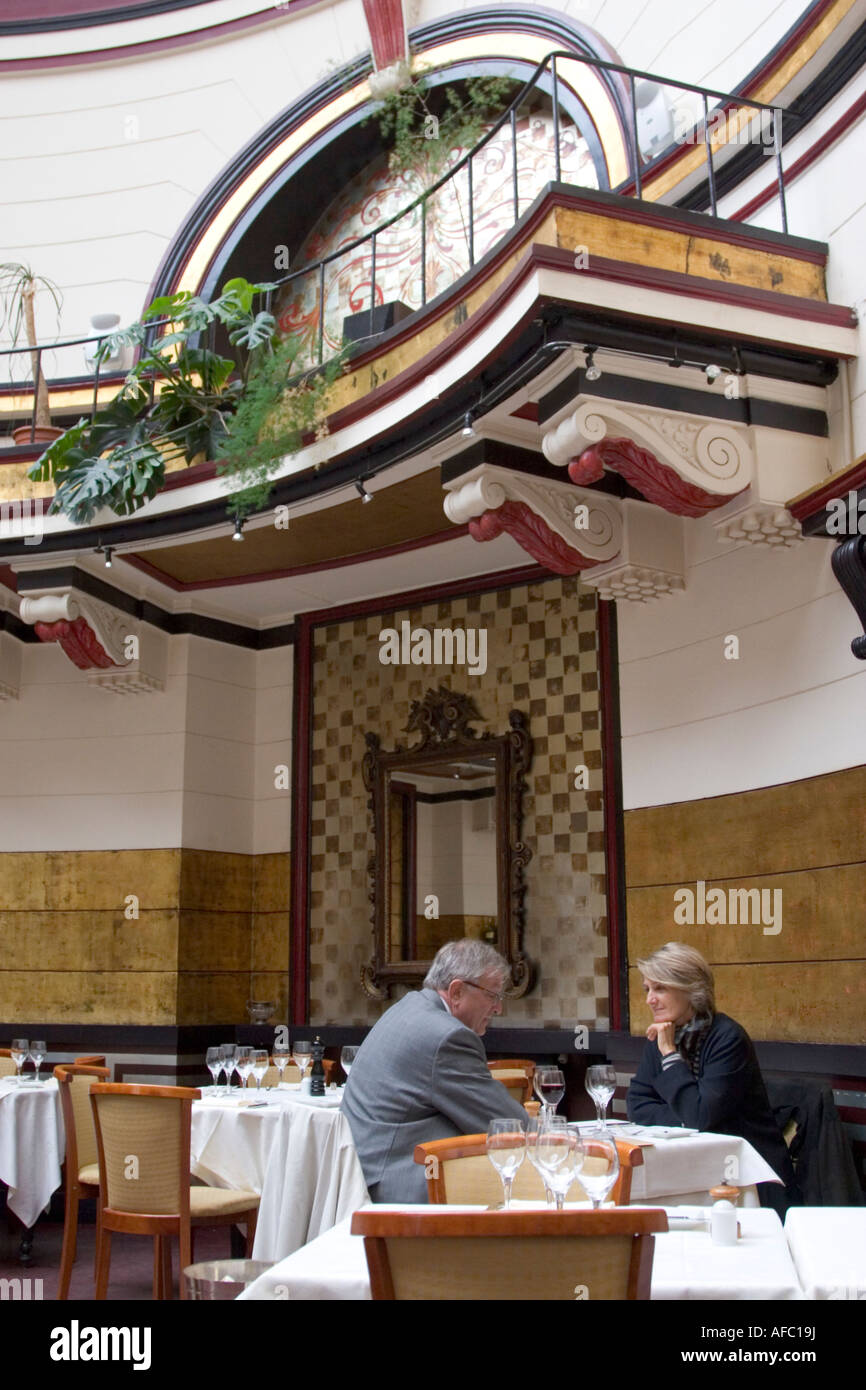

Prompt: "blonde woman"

[627,942,798,1214]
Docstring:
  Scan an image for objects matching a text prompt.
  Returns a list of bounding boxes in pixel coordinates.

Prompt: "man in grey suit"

[342,939,528,1202]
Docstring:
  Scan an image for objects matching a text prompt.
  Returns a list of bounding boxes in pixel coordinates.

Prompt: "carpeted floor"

[0,1207,235,1300]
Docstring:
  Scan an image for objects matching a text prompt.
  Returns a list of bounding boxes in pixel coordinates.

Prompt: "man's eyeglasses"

[461,979,505,1005]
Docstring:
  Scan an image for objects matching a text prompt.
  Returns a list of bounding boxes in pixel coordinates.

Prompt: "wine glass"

[251,1049,269,1095]
[10,1039,28,1085]
[272,1042,289,1089]
[486,1119,526,1208]
[535,1118,582,1210]
[30,1040,46,1085]
[235,1047,254,1091]
[525,1115,554,1206]
[340,1045,358,1082]
[536,1066,565,1122]
[585,1064,617,1131]
[219,1043,236,1096]
[575,1133,620,1208]
[206,1046,222,1093]
[292,1040,312,1081]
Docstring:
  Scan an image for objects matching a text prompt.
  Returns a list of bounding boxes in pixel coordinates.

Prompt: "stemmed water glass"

[235,1046,254,1092]
[30,1040,46,1085]
[585,1064,617,1131]
[485,1119,526,1209]
[292,1040,312,1081]
[534,1118,583,1210]
[251,1049,269,1095]
[534,1066,565,1122]
[10,1039,28,1085]
[340,1045,358,1082]
[219,1044,236,1096]
[272,1042,289,1089]
[575,1132,620,1208]
[206,1047,222,1093]
[525,1115,553,1206]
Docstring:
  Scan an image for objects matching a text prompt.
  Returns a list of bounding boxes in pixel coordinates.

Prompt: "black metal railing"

[1,48,790,438]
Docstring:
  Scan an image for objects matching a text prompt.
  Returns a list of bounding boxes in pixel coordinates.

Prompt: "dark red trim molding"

[732,89,866,223]
[598,598,627,1031]
[789,453,866,521]
[0,2,312,69]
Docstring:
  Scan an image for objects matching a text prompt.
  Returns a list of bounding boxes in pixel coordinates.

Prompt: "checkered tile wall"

[308,575,609,1028]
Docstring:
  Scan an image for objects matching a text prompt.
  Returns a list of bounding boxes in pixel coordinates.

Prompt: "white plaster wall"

[253,643,293,855]
[617,518,866,808]
[0,628,290,852]
[0,0,831,368]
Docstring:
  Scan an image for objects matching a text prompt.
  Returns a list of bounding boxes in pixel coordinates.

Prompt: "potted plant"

[0,262,64,445]
[29,277,347,525]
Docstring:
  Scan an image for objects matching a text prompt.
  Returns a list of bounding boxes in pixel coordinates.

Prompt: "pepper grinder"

[309,1036,326,1097]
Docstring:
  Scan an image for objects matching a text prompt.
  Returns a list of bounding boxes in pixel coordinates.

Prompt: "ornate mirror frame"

[361,686,534,998]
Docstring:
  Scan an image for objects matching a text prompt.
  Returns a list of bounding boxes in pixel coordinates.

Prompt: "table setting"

[0,1046,65,1228]
[190,1041,368,1262]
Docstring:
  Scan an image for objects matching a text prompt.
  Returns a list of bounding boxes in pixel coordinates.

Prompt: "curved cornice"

[149,13,633,305]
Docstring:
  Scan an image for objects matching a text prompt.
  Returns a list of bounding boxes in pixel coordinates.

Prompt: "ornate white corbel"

[443,463,622,572]
[17,587,164,691]
[580,499,687,604]
[542,400,753,504]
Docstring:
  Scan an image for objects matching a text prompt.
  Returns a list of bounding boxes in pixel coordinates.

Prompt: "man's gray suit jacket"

[341,988,527,1202]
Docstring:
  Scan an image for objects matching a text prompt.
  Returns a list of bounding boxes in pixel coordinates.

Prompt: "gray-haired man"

[342,939,527,1202]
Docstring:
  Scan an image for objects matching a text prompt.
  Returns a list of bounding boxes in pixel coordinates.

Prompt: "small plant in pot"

[0,262,64,445]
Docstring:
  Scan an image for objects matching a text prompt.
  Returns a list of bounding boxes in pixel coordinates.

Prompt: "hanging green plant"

[367,71,521,191]
[28,276,346,526]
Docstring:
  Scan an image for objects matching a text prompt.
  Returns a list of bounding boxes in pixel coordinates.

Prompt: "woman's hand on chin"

[647,1020,677,1055]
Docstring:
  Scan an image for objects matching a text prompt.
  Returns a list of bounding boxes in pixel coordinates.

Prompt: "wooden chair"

[0,1048,16,1080]
[489,1068,532,1105]
[487,1058,536,1079]
[414,1133,644,1206]
[54,1063,110,1299]
[352,1207,668,1300]
[90,1083,260,1300]
[74,1055,106,1067]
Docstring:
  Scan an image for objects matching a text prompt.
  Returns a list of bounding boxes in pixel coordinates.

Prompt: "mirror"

[362,687,534,997]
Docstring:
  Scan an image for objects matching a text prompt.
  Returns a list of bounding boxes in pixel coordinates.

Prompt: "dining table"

[190,1084,369,1262]
[783,1207,866,1300]
[238,1201,804,1301]
[0,1075,65,1258]
[596,1124,784,1206]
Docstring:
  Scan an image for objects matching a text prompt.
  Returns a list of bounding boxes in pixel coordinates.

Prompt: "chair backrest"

[74,1055,107,1068]
[414,1133,643,1206]
[489,1069,532,1105]
[0,1048,15,1079]
[487,1059,536,1079]
[90,1083,200,1216]
[54,1064,111,1173]
[352,1208,667,1300]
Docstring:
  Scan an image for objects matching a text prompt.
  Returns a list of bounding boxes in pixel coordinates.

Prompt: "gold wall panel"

[0,970,178,1026]
[624,766,866,886]
[555,207,826,300]
[628,961,866,1046]
[624,765,866,1045]
[627,864,866,965]
[0,847,287,1025]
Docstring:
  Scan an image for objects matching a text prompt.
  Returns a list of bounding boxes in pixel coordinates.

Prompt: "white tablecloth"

[0,1078,65,1227]
[190,1090,368,1262]
[625,1130,782,1205]
[784,1208,866,1300]
[239,1203,802,1301]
